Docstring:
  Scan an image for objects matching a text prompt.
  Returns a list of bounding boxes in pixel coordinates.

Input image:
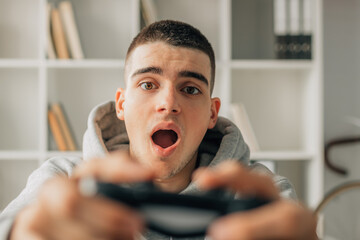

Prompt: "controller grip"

[79,179,271,237]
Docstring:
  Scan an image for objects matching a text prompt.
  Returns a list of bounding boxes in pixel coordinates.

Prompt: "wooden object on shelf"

[59,1,84,59]
[51,6,70,59]
[48,108,67,151]
[51,103,77,151]
[140,0,157,26]
[46,3,56,59]
[230,103,260,153]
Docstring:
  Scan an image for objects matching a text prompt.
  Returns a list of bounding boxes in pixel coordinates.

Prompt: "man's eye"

[140,82,156,90]
[182,86,200,95]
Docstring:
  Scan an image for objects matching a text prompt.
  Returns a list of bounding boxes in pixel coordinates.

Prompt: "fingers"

[11,151,152,240]
[207,200,318,240]
[193,161,279,200]
[73,151,155,183]
[77,196,144,239]
[194,161,317,240]
[10,204,48,240]
[37,177,143,240]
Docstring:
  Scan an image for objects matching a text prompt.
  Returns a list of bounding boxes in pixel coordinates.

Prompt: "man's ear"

[115,88,126,120]
[208,97,221,129]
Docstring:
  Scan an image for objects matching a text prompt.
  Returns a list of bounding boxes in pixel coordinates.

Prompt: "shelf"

[0,59,302,70]
[250,151,314,161]
[0,151,83,161]
[0,60,39,68]
[46,59,125,69]
[229,60,313,70]
[46,151,82,159]
[0,151,40,160]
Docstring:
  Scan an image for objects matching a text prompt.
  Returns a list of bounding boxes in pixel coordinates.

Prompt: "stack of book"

[273,0,312,59]
[47,1,84,59]
[48,103,77,151]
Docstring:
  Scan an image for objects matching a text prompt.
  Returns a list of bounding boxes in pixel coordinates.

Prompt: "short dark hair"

[126,20,216,94]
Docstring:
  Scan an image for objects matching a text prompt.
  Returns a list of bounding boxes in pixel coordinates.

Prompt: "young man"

[0,20,317,240]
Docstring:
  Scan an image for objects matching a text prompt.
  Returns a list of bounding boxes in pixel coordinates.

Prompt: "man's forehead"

[125,42,211,78]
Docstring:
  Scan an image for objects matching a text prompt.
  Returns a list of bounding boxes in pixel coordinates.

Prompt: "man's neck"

[154,154,198,193]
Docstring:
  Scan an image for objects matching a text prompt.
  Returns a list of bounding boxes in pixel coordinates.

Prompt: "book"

[59,1,84,59]
[51,6,70,59]
[51,103,77,151]
[301,0,312,59]
[289,0,301,59]
[48,108,67,151]
[274,0,312,59]
[140,0,157,26]
[273,0,288,59]
[46,3,56,59]
[230,103,260,153]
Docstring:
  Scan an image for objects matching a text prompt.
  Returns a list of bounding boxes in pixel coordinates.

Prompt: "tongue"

[152,130,177,148]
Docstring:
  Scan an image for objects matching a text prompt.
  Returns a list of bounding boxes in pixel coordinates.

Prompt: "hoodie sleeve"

[0,156,82,240]
[249,163,298,201]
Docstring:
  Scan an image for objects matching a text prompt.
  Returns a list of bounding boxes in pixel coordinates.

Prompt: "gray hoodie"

[0,101,296,240]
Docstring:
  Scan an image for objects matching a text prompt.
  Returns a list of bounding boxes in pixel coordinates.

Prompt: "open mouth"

[152,130,178,149]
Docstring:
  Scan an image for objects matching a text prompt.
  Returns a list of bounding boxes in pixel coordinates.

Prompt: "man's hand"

[10,152,155,240]
[193,161,318,240]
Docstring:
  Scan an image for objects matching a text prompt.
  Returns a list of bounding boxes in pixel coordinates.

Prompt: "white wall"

[324,0,360,238]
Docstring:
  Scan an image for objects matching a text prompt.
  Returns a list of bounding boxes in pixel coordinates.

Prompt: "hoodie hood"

[83,101,249,165]
[83,101,128,161]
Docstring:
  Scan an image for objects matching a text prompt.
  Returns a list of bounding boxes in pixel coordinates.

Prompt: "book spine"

[302,0,312,59]
[51,103,77,151]
[46,3,56,59]
[284,0,291,59]
[140,0,150,26]
[51,7,70,59]
[273,0,287,59]
[298,0,305,59]
[59,1,84,59]
[289,0,301,59]
[48,109,67,151]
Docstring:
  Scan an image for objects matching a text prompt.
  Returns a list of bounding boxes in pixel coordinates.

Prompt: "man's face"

[116,42,220,180]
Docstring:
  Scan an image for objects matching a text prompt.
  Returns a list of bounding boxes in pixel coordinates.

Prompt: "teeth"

[152,130,178,148]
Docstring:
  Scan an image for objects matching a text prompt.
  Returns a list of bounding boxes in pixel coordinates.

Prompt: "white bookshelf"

[251,151,314,161]
[229,60,313,70]
[46,59,125,69]
[0,0,323,211]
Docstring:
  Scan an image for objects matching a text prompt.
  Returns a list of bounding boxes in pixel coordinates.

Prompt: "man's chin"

[151,162,179,180]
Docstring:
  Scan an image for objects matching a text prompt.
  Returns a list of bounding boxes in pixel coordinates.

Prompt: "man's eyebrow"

[131,67,163,78]
[178,71,209,86]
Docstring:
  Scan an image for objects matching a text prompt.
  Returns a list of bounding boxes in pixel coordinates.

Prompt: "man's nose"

[156,87,181,114]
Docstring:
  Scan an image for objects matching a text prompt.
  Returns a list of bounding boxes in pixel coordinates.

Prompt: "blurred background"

[0,0,359,239]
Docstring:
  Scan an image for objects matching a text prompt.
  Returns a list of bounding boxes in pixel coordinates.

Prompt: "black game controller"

[79,179,270,238]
